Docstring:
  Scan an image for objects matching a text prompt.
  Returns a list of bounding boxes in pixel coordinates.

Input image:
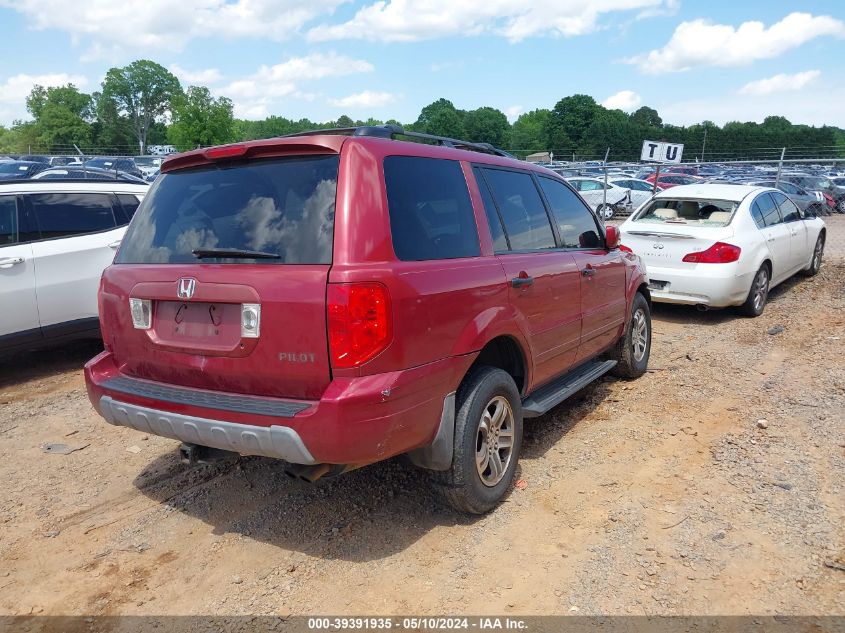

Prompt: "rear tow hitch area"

[284,463,357,483]
[179,442,238,465]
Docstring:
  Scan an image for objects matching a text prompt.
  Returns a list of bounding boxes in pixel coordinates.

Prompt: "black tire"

[609,292,651,379]
[434,367,523,514]
[801,234,824,277]
[739,264,770,317]
[837,198,845,214]
[597,204,615,220]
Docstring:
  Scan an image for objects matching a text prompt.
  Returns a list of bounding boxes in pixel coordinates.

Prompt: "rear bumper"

[84,351,471,466]
[646,262,753,307]
[99,396,316,463]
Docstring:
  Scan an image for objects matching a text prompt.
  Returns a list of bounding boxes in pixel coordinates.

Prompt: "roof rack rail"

[282,124,513,158]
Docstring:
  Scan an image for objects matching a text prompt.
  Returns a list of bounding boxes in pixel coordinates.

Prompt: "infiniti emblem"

[177,278,197,299]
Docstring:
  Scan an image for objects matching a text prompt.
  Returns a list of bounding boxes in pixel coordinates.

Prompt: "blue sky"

[1,0,843,130]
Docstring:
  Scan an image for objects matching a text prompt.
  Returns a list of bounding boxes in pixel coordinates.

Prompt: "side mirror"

[605,225,620,249]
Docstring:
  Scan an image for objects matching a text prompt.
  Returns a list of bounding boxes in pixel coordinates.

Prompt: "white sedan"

[566,177,632,220]
[609,177,662,209]
[618,184,826,316]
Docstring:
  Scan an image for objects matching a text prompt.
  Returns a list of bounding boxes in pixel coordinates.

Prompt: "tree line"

[1,58,843,162]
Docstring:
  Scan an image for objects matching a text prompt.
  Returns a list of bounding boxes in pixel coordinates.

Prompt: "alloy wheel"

[631,308,648,362]
[475,396,515,487]
[753,268,769,312]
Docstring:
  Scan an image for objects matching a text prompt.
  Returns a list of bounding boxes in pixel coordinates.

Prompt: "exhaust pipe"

[284,463,332,483]
[695,304,709,312]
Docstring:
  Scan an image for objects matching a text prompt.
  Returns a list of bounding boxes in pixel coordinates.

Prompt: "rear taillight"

[619,244,633,253]
[823,193,835,207]
[682,242,741,264]
[327,283,392,368]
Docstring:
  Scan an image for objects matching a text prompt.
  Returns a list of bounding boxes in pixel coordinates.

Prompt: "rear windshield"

[633,198,737,227]
[116,155,338,265]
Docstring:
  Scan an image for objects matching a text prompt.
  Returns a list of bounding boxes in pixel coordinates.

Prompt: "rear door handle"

[581,267,596,277]
[0,257,24,268]
[511,275,534,288]
[108,240,122,250]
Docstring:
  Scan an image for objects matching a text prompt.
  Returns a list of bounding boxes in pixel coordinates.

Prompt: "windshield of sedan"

[633,198,738,227]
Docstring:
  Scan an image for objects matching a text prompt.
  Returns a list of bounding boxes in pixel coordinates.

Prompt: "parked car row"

[0,155,163,183]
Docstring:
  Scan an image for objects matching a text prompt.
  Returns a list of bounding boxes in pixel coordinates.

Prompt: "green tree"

[630,106,662,128]
[414,98,465,138]
[168,86,234,150]
[547,94,601,150]
[91,90,134,153]
[335,115,354,127]
[463,106,510,147]
[100,60,182,154]
[510,109,549,156]
[25,84,93,149]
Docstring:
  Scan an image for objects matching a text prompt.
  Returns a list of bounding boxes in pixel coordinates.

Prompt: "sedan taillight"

[682,242,741,264]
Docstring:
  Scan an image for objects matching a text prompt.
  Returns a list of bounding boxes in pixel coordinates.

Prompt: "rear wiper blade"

[192,248,281,260]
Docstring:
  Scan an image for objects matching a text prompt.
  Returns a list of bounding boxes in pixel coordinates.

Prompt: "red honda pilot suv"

[84,125,651,514]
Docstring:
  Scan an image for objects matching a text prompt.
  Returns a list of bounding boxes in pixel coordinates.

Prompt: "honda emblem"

[177,278,196,299]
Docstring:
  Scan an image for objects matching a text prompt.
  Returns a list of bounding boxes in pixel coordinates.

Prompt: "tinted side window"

[751,194,781,228]
[30,193,117,239]
[538,177,602,249]
[474,168,509,253]
[384,157,480,261]
[0,196,17,246]
[117,194,141,222]
[771,191,801,222]
[481,168,555,251]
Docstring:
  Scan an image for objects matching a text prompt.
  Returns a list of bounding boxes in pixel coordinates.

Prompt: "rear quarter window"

[116,155,339,265]
[384,156,480,261]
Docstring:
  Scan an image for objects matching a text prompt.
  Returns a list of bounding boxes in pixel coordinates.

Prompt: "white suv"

[0,180,148,353]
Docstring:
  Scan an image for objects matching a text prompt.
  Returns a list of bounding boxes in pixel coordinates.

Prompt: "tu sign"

[641,140,684,164]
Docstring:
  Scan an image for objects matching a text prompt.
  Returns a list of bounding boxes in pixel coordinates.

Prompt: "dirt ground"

[1,219,843,619]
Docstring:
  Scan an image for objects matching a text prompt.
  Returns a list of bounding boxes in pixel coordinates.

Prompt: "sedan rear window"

[116,155,338,265]
[633,198,737,227]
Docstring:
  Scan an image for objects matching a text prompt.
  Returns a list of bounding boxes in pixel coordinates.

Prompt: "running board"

[521,360,617,418]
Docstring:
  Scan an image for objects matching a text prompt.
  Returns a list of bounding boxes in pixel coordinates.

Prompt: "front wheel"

[597,204,615,220]
[435,367,523,514]
[739,265,769,317]
[609,292,651,379]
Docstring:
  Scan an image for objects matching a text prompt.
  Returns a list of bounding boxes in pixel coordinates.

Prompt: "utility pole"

[701,126,707,162]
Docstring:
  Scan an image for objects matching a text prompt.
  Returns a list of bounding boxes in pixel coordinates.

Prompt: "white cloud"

[602,90,641,111]
[169,64,222,85]
[627,12,845,74]
[0,72,88,122]
[308,0,674,43]
[216,53,374,119]
[504,105,524,121]
[0,0,348,59]
[739,70,821,96]
[329,91,397,109]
